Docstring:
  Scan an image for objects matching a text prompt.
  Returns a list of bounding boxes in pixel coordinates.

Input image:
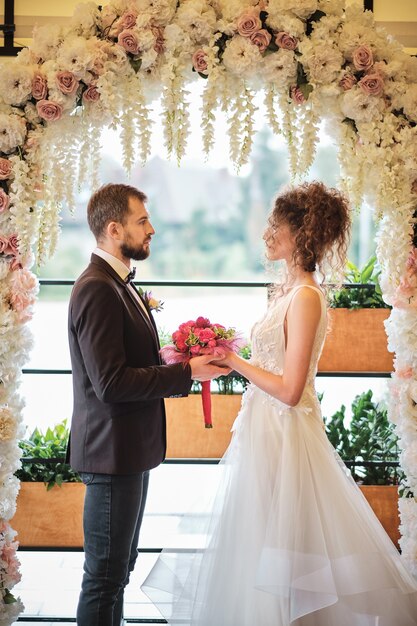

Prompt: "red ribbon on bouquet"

[160,317,244,428]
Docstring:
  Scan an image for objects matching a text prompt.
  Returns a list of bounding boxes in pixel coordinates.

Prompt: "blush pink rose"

[83,84,100,103]
[358,73,384,96]
[118,29,140,55]
[250,29,271,52]
[275,31,298,51]
[32,73,48,100]
[339,73,357,91]
[352,45,373,71]
[56,71,79,95]
[7,233,19,256]
[290,86,305,105]
[0,233,18,256]
[36,99,63,122]
[115,10,138,35]
[192,49,208,73]
[236,10,262,37]
[0,158,12,180]
[0,189,10,213]
[396,366,413,379]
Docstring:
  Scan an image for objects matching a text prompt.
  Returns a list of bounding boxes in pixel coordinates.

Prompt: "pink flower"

[118,29,140,55]
[0,189,10,213]
[83,83,100,103]
[0,158,12,180]
[152,26,165,54]
[195,316,211,328]
[406,248,417,272]
[9,268,38,316]
[339,73,357,91]
[236,10,262,37]
[250,29,271,52]
[192,49,208,74]
[0,233,18,256]
[397,274,417,298]
[275,31,298,51]
[56,71,79,95]
[411,180,417,194]
[358,73,384,96]
[290,86,305,105]
[199,328,216,342]
[352,44,374,71]
[190,345,201,355]
[36,99,63,122]
[396,366,414,379]
[115,10,138,35]
[31,73,48,100]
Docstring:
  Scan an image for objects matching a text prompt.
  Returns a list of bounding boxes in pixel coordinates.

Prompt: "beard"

[120,239,150,261]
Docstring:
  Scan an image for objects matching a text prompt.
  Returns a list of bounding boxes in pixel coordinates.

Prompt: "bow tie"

[124,267,136,283]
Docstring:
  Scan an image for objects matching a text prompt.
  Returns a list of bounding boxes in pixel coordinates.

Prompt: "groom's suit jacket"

[67,253,192,474]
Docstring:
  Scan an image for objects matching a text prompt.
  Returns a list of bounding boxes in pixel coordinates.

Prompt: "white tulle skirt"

[142,385,417,625]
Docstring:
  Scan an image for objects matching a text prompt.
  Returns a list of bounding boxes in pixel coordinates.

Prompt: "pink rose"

[152,26,165,54]
[83,84,100,103]
[250,29,271,52]
[275,31,298,51]
[339,73,357,91]
[0,158,12,180]
[31,73,48,100]
[352,45,373,72]
[56,71,79,95]
[290,86,305,105]
[358,73,384,96]
[115,10,138,35]
[9,268,38,314]
[118,29,140,55]
[7,233,19,256]
[412,180,417,194]
[0,233,18,256]
[36,99,63,122]
[236,10,262,37]
[396,366,413,379]
[0,189,10,213]
[192,49,208,74]
[199,328,216,342]
[190,345,201,355]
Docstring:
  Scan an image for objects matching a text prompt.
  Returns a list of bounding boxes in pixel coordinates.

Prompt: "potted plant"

[12,421,84,548]
[324,390,401,547]
[318,255,393,373]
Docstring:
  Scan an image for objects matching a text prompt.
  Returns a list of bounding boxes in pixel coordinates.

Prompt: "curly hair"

[269,181,351,280]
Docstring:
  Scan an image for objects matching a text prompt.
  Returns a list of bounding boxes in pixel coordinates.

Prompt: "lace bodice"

[249,285,327,397]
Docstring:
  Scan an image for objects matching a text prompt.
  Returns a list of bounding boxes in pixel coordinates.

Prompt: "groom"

[67,183,227,626]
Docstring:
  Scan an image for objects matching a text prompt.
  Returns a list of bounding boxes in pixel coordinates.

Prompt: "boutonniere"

[138,287,164,312]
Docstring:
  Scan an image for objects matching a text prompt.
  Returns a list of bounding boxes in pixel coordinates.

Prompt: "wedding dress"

[142,285,417,625]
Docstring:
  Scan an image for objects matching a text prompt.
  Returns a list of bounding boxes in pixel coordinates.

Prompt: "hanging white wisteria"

[0,0,417,620]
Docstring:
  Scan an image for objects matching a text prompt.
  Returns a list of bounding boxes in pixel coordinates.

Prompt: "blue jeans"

[76,471,149,626]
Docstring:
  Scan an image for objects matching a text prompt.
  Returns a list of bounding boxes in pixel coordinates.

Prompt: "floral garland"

[0,0,417,619]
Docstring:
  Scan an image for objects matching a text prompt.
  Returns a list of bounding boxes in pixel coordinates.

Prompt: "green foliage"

[324,390,402,485]
[329,255,390,309]
[15,420,81,490]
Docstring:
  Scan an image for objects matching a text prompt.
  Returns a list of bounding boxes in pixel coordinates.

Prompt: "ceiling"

[1,0,416,55]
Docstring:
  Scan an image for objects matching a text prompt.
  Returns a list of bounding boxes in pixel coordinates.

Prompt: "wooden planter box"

[318,308,393,373]
[11,481,400,550]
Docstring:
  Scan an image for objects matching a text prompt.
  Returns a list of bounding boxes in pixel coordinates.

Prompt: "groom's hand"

[189,354,232,381]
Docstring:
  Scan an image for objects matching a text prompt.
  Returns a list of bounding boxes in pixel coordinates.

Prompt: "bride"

[142,181,417,625]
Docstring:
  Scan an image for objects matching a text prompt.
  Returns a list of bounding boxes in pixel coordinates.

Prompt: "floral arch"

[1,0,417,620]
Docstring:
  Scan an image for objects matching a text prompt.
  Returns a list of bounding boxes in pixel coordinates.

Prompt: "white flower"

[70,1,100,37]
[400,84,417,124]
[0,113,27,154]
[175,0,217,44]
[265,11,305,39]
[262,49,298,87]
[222,35,262,77]
[0,63,33,106]
[268,0,318,20]
[317,0,345,15]
[136,0,177,26]
[341,87,385,123]
[215,0,259,23]
[56,35,96,80]
[300,41,343,84]
[30,23,65,62]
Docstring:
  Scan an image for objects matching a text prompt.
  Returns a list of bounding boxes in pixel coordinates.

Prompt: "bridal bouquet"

[161,317,244,427]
